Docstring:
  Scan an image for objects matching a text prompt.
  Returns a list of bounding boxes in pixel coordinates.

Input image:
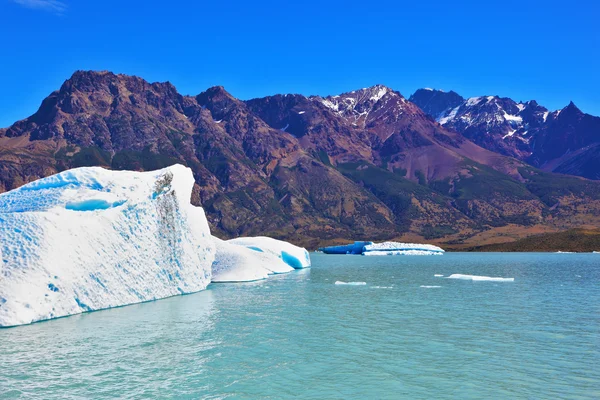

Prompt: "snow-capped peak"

[314,85,406,128]
[369,85,388,102]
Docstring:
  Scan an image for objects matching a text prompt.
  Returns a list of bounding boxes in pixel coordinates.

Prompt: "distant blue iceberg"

[320,241,444,256]
[319,241,373,254]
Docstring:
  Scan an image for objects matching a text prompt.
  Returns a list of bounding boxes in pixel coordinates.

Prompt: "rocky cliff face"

[2,71,600,247]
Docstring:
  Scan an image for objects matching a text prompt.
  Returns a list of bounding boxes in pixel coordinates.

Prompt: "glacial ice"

[362,242,445,256]
[320,241,444,256]
[0,165,215,327]
[319,241,373,255]
[335,281,367,286]
[446,274,514,282]
[211,237,295,282]
[227,237,311,270]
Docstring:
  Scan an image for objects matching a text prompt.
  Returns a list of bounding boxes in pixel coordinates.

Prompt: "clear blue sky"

[0,0,598,127]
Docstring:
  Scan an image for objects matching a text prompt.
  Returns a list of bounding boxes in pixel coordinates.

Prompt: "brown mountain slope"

[2,71,600,248]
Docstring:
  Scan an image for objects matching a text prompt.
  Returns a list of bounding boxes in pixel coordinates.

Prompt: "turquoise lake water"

[1,253,599,399]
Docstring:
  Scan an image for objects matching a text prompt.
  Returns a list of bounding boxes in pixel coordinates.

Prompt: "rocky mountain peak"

[196,86,246,122]
[313,84,409,129]
[562,101,581,115]
[408,89,464,119]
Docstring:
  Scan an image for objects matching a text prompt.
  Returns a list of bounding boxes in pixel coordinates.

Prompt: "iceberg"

[211,237,294,282]
[319,241,373,255]
[446,274,514,282]
[0,165,215,327]
[227,236,311,270]
[335,281,366,286]
[319,241,444,256]
[362,242,445,256]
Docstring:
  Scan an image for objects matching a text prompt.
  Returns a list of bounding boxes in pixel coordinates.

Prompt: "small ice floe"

[434,274,444,277]
[420,285,441,288]
[335,281,366,286]
[556,251,574,253]
[370,286,393,289]
[298,111,305,114]
[446,274,514,282]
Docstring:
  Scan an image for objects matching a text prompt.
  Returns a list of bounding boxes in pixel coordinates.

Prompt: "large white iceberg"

[227,236,311,270]
[0,165,215,327]
[211,237,295,283]
[362,242,445,256]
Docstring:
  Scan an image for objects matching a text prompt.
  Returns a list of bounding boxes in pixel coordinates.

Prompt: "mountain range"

[410,88,600,180]
[1,71,599,248]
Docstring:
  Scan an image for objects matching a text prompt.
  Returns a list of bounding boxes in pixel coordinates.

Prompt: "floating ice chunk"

[319,241,373,255]
[364,250,443,256]
[335,281,366,286]
[434,274,444,277]
[211,237,274,282]
[0,165,215,327]
[446,274,514,282]
[370,286,393,289]
[420,285,441,288]
[212,236,294,282]
[227,237,311,270]
[362,242,444,256]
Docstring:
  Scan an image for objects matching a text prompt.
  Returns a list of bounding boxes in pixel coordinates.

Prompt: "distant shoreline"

[446,228,600,253]
[307,228,600,253]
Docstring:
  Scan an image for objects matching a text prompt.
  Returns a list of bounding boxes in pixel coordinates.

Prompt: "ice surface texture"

[0,165,215,327]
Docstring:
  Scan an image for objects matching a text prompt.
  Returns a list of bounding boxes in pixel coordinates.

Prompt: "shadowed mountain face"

[409,89,464,120]
[2,71,600,248]
[410,89,600,180]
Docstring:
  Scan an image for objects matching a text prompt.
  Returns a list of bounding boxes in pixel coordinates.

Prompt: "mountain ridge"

[410,88,600,180]
[2,70,600,248]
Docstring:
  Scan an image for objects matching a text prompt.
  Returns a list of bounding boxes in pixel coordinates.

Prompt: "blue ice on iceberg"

[319,241,373,255]
[211,237,296,283]
[227,237,311,270]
